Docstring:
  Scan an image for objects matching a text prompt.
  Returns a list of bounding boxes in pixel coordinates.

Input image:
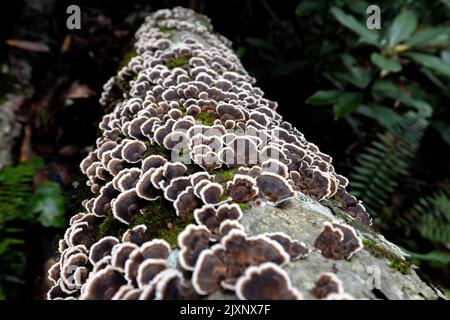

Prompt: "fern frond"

[0,157,44,224]
[400,187,450,244]
[0,158,44,300]
[350,111,429,214]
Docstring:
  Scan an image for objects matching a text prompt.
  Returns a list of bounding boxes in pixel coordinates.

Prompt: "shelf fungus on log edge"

[48,7,444,300]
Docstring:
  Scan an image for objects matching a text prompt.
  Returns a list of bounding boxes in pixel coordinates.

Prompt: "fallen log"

[47,7,443,300]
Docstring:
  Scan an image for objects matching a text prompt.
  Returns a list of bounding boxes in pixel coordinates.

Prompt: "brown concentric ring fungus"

[112,189,144,224]
[174,186,201,217]
[89,236,120,265]
[235,262,302,300]
[256,172,294,204]
[314,221,363,260]
[266,232,310,261]
[81,267,127,300]
[311,273,343,299]
[122,224,148,245]
[122,139,147,163]
[178,224,214,271]
[226,174,258,203]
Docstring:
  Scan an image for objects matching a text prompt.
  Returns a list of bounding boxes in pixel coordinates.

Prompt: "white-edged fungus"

[226,174,258,203]
[122,224,148,245]
[235,262,302,300]
[136,259,168,288]
[256,172,294,204]
[81,267,127,300]
[121,139,147,163]
[174,186,200,217]
[311,273,343,299]
[178,224,214,271]
[112,189,143,224]
[266,232,310,261]
[191,228,290,294]
[89,236,120,265]
[314,221,363,260]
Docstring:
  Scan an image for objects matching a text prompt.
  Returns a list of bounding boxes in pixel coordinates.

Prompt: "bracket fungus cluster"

[48,7,373,300]
[314,222,363,260]
[311,273,348,300]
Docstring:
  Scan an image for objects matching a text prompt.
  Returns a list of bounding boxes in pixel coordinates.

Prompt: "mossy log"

[47,7,443,300]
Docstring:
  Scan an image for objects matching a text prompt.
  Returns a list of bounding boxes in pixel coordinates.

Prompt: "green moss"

[93,200,194,247]
[177,104,186,115]
[165,55,191,69]
[194,112,216,126]
[115,78,132,94]
[96,210,128,242]
[143,142,171,158]
[155,23,174,38]
[218,193,229,202]
[118,48,137,70]
[186,163,203,175]
[65,174,95,213]
[161,30,173,39]
[362,238,412,274]
[238,202,250,211]
[210,167,238,183]
[130,199,194,247]
[389,258,412,274]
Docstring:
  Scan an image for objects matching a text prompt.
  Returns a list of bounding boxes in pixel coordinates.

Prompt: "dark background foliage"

[0,0,449,299]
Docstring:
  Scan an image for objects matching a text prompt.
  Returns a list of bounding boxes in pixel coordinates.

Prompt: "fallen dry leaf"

[58,145,79,157]
[19,124,34,162]
[5,39,50,52]
[60,34,72,53]
[63,82,95,99]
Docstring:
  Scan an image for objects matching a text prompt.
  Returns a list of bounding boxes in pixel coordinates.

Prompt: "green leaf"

[345,54,371,82]
[404,52,450,78]
[0,157,45,224]
[372,80,433,116]
[356,104,402,129]
[442,0,450,9]
[26,181,65,228]
[306,90,345,105]
[272,60,306,77]
[332,92,363,118]
[441,50,450,64]
[371,80,400,98]
[334,54,372,89]
[387,10,418,45]
[0,238,24,254]
[330,7,379,46]
[419,67,449,92]
[406,27,450,47]
[371,53,402,73]
[433,121,450,145]
[234,46,246,59]
[407,250,450,268]
[0,157,44,183]
[295,0,326,17]
[245,37,277,53]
